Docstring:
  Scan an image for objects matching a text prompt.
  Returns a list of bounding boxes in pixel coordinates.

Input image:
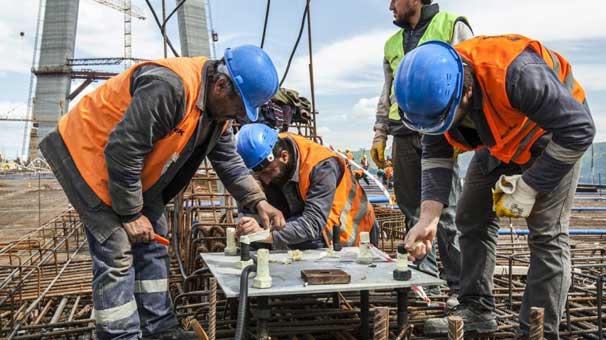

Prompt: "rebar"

[529,307,544,340]
[448,316,464,340]
[372,307,390,340]
[209,278,216,340]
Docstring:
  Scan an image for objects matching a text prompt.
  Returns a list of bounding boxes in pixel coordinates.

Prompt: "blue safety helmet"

[236,123,279,171]
[393,40,464,135]
[224,45,279,122]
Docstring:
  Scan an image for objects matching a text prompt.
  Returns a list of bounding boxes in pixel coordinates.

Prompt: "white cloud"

[76,1,171,61]
[351,96,379,121]
[442,0,606,41]
[282,30,391,96]
[593,115,606,143]
[0,101,28,159]
[0,1,39,75]
[317,126,331,135]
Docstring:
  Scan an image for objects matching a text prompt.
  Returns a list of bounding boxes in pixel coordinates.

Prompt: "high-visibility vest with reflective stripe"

[58,57,216,205]
[284,133,376,247]
[384,11,465,121]
[445,35,586,165]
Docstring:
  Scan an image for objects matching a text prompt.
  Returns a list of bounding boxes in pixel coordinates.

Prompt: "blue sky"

[1,0,605,159]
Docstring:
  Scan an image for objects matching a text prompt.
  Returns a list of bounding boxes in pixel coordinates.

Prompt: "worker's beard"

[270,161,292,187]
[395,10,415,26]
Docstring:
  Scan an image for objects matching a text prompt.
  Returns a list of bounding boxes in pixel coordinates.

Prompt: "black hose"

[161,0,187,49]
[144,0,181,57]
[235,264,256,340]
[279,1,310,86]
[260,0,271,48]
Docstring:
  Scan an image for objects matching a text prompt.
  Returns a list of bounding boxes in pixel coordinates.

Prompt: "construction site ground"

[1,171,605,339]
[0,174,68,240]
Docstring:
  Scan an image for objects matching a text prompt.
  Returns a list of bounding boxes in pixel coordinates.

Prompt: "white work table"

[201,247,444,340]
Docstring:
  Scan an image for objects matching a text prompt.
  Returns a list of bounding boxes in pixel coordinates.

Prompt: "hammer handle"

[153,234,170,246]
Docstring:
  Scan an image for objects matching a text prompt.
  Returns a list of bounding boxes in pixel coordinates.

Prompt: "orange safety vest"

[58,57,223,206]
[445,35,586,165]
[385,166,394,179]
[283,133,376,247]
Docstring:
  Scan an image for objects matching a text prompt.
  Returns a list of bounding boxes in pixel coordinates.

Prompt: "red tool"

[153,234,170,246]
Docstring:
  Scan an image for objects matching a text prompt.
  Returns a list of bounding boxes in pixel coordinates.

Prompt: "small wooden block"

[301,269,351,285]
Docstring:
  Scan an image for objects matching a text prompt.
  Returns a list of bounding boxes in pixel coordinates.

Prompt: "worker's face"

[254,150,289,186]
[390,0,420,24]
[208,77,246,121]
[452,87,473,127]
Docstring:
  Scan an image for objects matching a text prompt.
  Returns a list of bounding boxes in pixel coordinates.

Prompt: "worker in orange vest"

[395,35,595,338]
[384,159,394,189]
[40,45,285,340]
[235,124,378,249]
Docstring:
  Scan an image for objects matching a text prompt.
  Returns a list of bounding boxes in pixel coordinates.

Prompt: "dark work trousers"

[85,213,178,339]
[458,152,578,339]
[392,134,462,293]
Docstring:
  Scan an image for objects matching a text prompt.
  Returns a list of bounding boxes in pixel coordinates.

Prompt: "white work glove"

[492,174,538,218]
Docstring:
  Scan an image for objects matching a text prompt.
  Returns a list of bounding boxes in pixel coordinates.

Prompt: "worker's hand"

[370,138,386,169]
[492,175,537,218]
[236,216,263,237]
[256,200,286,230]
[122,215,154,244]
[403,222,436,261]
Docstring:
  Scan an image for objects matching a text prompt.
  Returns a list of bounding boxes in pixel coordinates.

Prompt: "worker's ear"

[212,77,229,98]
[279,149,289,163]
[460,85,473,109]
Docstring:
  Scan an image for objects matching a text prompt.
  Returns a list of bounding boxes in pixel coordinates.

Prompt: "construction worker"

[235,124,379,249]
[384,160,394,189]
[360,154,369,170]
[396,35,595,338]
[40,45,285,340]
[345,148,354,161]
[370,0,472,307]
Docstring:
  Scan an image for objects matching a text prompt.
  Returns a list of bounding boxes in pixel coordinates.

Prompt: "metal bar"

[396,288,408,330]
[359,290,369,340]
[448,316,464,340]
[529,307,544,340]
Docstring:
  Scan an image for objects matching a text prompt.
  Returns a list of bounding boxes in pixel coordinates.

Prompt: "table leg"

[360,290,370,340]
[333,292,341,309]
[256,296,270,340]
[397,288,409,330]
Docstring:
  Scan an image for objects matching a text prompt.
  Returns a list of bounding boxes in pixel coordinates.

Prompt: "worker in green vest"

[370,0,473,309]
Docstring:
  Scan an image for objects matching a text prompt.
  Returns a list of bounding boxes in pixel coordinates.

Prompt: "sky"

[1,0,605,159]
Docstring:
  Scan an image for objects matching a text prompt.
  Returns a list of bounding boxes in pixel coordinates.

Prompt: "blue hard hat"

[236,123,279,171]
[224,45,279,122]
[394,40,463,135]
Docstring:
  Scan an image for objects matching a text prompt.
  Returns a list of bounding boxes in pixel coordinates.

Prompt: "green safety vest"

[384,11,466,121]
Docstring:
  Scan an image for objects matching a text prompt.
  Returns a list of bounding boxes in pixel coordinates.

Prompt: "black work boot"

[141,327,199,340]
[424,305,497,335]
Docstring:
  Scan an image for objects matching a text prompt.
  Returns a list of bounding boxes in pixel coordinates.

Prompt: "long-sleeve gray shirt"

[263,137,343,250]
[373,3,474,141]
[104,63,265,221]
[421,47,596,205]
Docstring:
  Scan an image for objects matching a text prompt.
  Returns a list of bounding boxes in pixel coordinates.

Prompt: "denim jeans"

[85,213,178,339]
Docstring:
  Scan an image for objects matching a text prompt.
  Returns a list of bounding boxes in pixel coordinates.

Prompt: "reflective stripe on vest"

[283,133,375,247]
[449,34,586,164]
[384,11,465,121]
[58,57,212,205]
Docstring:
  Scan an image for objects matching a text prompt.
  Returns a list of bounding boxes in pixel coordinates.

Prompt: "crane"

[89,0,146,69]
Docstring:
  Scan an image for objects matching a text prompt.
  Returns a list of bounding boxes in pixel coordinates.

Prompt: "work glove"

[370,138,386,169]
[492,175,538,218]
